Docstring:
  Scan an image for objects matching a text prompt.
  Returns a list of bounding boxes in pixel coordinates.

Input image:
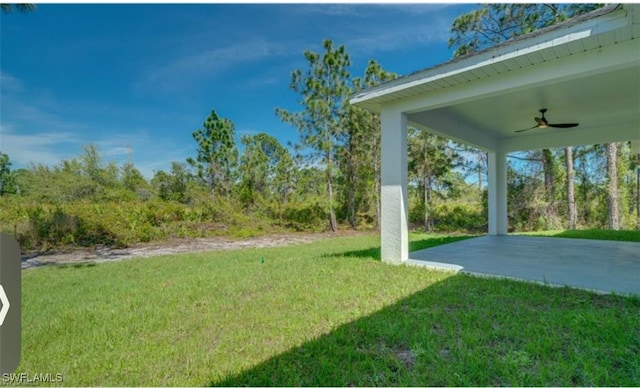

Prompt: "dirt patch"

[21,230,373,270]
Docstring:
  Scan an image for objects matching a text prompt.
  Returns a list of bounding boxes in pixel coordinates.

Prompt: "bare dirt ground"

[21,231,372,270]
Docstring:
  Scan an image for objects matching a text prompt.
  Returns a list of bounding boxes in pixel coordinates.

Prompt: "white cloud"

[289,4,455,18]
[0,124,80,166]
[376,3,457,15]
[132,145,195,179]
[0,72,198,174]
[346,26,448,55]
[342,8,453,55]
[101,146,131,158]
[141,39,289,92]
[0,122,195,179]
[0,71,24,93]
[1,73,87,135]
[268,4,455,59]
[291,4,364,17]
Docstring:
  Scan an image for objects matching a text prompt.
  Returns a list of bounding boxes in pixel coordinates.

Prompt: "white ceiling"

[408,63,639,152]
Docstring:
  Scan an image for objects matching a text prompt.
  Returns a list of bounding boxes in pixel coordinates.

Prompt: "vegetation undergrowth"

[16,233,640,386]
[0,196,329,252]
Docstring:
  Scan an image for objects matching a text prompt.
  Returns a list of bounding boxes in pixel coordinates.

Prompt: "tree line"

[0,3,638,250]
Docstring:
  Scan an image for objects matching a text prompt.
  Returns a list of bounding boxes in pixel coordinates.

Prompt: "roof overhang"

[351,4,640,152]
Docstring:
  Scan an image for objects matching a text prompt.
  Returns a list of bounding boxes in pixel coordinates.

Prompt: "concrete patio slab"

[408,236,640,295]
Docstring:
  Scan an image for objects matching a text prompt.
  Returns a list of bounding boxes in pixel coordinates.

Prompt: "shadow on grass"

[56,262,97,269]
[408,235,477,252]
[212,274,639,386]
[335,235,476,261]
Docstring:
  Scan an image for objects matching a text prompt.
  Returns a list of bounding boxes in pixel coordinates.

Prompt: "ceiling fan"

[515,108,579,133]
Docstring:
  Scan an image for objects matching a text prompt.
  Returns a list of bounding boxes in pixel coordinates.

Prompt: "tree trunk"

[565,146,577,229]
[208,165,216,201]
[347,177,356,228]
[541,148,555,227]
[327,179,337,232]
[423,176,431,232]
[326,152,337,233]
[423,137,432,232]
[346,145,356,229]
[541,149,554,200]
[477,151,483,190]
[282,184,288,206]
[577,149,590,224]
[422,176,429,232]
[606,143,620,230]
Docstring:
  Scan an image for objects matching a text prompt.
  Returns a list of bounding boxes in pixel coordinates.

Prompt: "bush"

[278,201,327,231]
[409,200,486,233]
[409,201,426,226]
[432,202,486,232]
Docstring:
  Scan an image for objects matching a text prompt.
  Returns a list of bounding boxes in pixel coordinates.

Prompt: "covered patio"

[350,4,640,291]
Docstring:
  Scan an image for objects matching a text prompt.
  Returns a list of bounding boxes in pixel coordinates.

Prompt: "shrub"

[409,200,486,233]
[432,202,486,232]
[1,194,330,252]
[278,201,326,231]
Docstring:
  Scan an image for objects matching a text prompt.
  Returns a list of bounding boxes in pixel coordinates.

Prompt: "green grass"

[17,233,640,386]
[516,228,640,242]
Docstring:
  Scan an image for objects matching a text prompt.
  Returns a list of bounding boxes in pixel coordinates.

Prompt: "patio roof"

[351,3,640,152]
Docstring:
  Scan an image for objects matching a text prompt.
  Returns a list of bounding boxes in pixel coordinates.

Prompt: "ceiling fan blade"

[548,123,579,128]
[515,125,539,133]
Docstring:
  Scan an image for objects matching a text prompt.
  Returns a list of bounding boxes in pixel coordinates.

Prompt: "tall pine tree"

[276,40,352,232]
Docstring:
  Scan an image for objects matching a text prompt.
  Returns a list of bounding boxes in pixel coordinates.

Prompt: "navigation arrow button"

[0,285,9,326]
[0,232,21,374]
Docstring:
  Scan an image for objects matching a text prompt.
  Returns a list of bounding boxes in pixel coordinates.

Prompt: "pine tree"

[187,110,238,199]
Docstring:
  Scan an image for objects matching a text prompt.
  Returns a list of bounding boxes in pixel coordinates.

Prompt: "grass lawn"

[18,232,640,386]
[517,228,640,242]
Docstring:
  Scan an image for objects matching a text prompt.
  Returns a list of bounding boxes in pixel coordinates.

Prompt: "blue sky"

[1,3,476,178]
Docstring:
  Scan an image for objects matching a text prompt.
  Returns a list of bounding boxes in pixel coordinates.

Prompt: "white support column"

[487,150,508,235]
[380,109,409,264]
